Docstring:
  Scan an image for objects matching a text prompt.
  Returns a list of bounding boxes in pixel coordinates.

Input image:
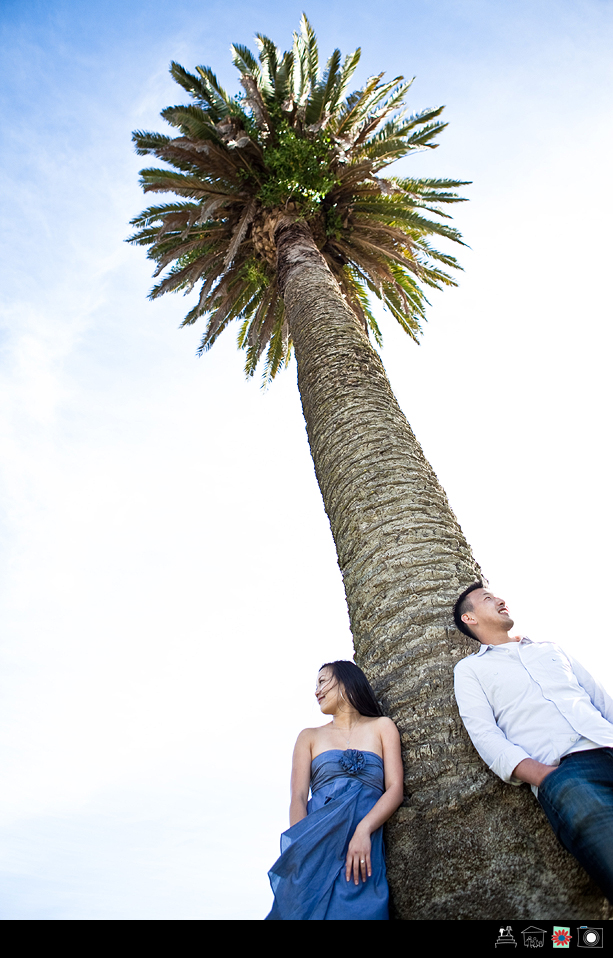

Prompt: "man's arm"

[453,659,532,784]
[566,651,613,724]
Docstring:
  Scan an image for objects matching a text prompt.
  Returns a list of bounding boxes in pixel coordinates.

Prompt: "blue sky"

[1,0,612,919]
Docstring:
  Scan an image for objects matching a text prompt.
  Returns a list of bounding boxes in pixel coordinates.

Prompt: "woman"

[266,660,403,920]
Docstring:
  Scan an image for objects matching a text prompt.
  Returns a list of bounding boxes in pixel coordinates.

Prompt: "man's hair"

[453,581,484,640]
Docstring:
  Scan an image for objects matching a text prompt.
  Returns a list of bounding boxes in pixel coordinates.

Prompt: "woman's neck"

[331,711,360,728]
[330,707,363,742]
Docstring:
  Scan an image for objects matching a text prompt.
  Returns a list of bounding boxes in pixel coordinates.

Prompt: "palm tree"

[129,16,609,920]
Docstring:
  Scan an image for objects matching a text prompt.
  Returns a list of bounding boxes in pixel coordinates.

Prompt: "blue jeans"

[537,747,613,902]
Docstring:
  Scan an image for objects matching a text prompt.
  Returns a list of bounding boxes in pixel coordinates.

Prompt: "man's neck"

[478,632,521,647]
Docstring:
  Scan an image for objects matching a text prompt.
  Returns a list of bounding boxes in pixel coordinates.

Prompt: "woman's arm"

[289,728,313,826]
[345,718,404,885]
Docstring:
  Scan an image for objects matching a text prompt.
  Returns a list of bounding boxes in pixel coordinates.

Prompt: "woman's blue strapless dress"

[266,749,389,920]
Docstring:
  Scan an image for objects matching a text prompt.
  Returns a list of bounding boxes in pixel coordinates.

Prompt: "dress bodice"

[310,748,384,796]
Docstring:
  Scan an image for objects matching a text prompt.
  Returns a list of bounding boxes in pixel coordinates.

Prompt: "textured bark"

[277,220,611,920]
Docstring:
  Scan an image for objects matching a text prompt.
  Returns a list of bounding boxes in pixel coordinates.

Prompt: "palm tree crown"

[129,15,468,382]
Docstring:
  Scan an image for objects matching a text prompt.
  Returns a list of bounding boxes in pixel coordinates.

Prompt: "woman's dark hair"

[319,660,383,717]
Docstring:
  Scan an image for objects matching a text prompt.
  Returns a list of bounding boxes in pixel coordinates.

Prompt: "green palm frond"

[295,13,319,91]
[230,43,260,79]
[129,16,470,383]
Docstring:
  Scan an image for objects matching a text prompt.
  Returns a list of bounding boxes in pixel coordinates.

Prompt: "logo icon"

[495,925,517,948]
[521,926,546,948]
[552,927,572,948]
[577,926,602,949]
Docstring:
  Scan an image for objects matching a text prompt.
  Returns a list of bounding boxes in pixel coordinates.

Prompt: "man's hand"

[512,758,558,787]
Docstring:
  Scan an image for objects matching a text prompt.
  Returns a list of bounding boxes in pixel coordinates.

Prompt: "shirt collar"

[476,636,531,656]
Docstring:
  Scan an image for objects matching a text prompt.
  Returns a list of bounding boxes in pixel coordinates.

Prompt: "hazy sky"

[1,0,612,919]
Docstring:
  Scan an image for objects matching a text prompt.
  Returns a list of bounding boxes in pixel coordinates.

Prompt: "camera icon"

[577,926,602,949]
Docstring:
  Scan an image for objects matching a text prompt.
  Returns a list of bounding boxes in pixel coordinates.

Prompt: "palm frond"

[129,18,469,383]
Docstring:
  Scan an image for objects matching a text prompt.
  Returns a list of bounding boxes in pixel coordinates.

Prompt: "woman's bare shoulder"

[373,715,398,730]
[292,724,332,763]
[374,715,400,740]
[294,724,331,747]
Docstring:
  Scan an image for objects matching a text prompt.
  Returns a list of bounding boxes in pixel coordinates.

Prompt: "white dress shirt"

[453,637,613,788]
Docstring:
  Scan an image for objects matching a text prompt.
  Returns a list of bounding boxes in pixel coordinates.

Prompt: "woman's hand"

[345,824,372,885]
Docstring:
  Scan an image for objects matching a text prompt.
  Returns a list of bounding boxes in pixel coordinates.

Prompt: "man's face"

[463,588,514,638]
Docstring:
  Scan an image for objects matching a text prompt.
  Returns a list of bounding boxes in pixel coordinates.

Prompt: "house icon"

[522,926,547,948]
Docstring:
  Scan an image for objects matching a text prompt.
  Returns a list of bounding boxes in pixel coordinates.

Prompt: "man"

[453,581,613,901]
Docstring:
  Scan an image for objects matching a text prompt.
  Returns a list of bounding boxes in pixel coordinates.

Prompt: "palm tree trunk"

[277,220,611,920]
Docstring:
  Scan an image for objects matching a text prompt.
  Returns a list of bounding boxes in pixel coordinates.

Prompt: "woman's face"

[315,668,342,714]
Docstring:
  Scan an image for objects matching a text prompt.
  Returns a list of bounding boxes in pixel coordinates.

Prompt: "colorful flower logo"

[552,926,572,948]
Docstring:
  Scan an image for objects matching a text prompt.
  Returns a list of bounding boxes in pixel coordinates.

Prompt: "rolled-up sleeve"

[454,659,530,784]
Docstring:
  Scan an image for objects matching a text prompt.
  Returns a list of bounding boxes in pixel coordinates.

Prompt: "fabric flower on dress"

[340,749,365,774]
